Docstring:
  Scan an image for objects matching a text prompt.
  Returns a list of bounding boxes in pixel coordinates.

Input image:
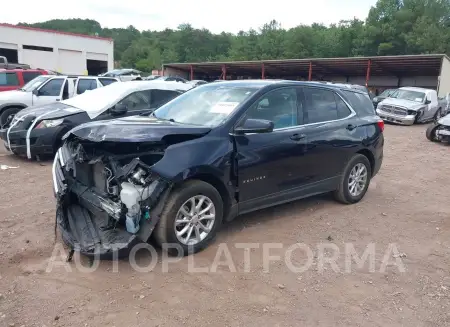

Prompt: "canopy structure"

[163,54,448,86]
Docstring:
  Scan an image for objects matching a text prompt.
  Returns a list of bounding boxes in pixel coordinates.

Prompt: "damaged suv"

[53,80,384,257]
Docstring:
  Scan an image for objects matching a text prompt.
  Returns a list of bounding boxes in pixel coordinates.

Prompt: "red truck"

[0,68,50,92]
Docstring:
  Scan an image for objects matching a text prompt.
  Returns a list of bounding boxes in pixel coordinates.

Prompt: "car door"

[33,77,66,105]
[75,78,98,95]
[298,86,364,185]
[234,86,312,211]
[424,91,439,120]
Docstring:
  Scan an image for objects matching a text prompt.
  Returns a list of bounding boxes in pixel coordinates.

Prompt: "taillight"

[377,120,384,132]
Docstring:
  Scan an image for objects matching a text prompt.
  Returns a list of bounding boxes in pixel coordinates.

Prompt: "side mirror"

[425,99,431,104]
[110,103,128,116]
[32,89,39,96]
[235,118,274,134]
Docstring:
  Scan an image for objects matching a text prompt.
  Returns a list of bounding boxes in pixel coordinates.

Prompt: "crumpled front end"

[52,139,172,257]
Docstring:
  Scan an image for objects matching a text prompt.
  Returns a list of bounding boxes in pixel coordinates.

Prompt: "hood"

[0,90,31,103]
[438,113,450,126]
[373,96,386,103]
[64,115,212,143]
[380,97,425,111]
[15,103,83,120]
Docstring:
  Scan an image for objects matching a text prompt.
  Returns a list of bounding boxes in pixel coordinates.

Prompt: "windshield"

[152,84,258,127]
[380,89,394,97]
[21,75,51,91]
[391,90,425,103]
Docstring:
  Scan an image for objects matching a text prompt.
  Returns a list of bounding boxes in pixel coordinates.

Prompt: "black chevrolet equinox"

[53,80,384,257]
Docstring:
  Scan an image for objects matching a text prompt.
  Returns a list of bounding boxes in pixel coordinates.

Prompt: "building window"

[23,45,53,52]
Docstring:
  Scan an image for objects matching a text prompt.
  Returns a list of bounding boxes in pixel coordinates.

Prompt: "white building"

[0,23,114,75]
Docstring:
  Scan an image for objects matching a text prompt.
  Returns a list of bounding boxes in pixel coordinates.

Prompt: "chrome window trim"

[230,86,358,136]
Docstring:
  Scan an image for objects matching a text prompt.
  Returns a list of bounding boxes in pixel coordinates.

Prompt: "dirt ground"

[0,124,449,327]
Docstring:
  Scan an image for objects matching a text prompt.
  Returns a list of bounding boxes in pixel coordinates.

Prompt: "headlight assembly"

[35,118,64,129]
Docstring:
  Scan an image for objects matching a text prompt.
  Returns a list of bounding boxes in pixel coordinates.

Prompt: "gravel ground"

[0,124,449,327]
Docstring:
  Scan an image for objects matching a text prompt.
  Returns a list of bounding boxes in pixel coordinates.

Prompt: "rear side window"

[151,90,181,108]
[99,78,118,86]
[22,72,42,84]
[0,72,19,86]
[342,90,375,116]
[77,79,97,94]
[302,87,352,124]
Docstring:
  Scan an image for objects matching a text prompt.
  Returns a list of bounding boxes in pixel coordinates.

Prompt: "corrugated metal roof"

[164,54,448,77]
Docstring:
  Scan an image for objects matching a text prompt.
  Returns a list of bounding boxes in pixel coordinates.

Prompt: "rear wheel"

[334,154,372,204]
[0,107,21,128]
[426,123,441,142]
[153,180,223,256]
[434,108,443,121]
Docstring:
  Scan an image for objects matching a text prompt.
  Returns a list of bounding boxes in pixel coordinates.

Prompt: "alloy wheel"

[174,195,216,245]
[348,163,368,197]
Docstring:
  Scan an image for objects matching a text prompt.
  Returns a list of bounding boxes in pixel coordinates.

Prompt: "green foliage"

[19,0,450,72]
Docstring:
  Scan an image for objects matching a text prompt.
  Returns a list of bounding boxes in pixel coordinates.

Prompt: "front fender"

[151,136,233,183]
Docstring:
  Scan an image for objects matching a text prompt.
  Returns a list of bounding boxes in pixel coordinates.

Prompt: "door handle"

[346,124,356,131]
[56,99,60,101]
[290,133,306,141]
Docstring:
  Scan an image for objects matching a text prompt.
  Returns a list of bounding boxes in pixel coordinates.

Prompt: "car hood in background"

[0,90,31,104]
[380,97,425,111]
[15,103,83,120]
[64,115,212,143]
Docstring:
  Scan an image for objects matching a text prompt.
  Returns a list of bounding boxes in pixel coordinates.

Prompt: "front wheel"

[0,107,21,128]
[153,180,223,256]
[426,123,441,142]
[334,154,372,204]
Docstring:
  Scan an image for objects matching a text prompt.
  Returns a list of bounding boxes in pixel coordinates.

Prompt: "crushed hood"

[63,115,212,143]
[380,97,425,111]
[15,103,83,120]
[438,113,450,126]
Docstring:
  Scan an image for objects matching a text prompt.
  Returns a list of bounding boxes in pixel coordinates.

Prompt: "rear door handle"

[290,133,306,141]
[346,124,356,131]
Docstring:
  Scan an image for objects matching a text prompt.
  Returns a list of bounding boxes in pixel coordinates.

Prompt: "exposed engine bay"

[53,139,172,256]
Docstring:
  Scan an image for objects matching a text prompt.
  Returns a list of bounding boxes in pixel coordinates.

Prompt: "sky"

[0,0,377,33]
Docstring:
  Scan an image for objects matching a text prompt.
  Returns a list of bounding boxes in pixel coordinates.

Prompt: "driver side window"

[243,87,301,129]
[117,91,151,111]
[38,79,64,96]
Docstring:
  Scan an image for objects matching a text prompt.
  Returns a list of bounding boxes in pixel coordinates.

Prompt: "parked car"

[425,111,450,143]
[1,81,193,159]
[144,75,161,80]
[0,75,119,127]
[52,80,384,257]
[100,69,142,81]
[372,88,397,108]
[188,80,208,87]
[0,56,30,69]
[376,87,447,125]
[0,68,50,92]
[145,75,188,83]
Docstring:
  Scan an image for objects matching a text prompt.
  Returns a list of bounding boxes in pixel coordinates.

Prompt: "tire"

[434,108,443,122]
[426,123,441,142]
[153,180,223,256]
[0,107,22,128]
[334,154,372,204]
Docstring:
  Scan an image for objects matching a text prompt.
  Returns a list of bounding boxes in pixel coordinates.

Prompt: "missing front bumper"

[52,143,171,258]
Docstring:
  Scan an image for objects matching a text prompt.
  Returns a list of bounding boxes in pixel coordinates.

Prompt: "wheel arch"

[0,103,27,114]
[181,173,233,222]
[356,149,375,175]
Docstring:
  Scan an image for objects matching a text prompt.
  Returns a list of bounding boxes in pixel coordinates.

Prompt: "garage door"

[22,49,52,70]
[58,49,85,75]
[86,52,108,61]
